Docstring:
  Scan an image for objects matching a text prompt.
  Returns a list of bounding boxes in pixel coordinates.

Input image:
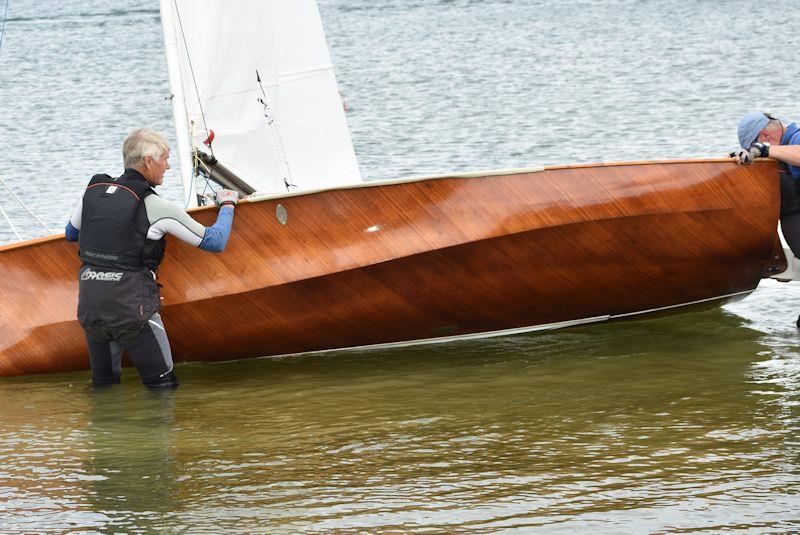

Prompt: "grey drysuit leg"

[86,313,178,388]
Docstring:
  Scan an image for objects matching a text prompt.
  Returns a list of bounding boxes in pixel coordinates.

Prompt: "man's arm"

[144,191,238,252]
[732,127,800,167]
[65,198,82,242]
[731,142,800,167]
[767,144,800,168]
[198,205,234,252]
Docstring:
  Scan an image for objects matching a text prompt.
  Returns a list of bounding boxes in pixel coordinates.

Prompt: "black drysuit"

[73,170,178,387]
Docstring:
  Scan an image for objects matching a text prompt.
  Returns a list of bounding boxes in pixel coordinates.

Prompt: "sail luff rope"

[171,0,213,158]
[0,175,54,234]
[0,0,10,52]
[268,124,294,191]
[0,204,22,241]
[256,70,295,191]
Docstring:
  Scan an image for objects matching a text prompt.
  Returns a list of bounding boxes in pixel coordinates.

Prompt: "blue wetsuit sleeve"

[65,221,79,241]
[65,197,82,241]
[198,206,235,252]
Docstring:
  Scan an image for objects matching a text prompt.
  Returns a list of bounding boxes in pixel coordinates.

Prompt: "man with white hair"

[731,112,800,258]
[65,128,239,388]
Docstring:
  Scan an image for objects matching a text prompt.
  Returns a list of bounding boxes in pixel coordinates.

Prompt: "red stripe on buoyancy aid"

[86,182,142,202]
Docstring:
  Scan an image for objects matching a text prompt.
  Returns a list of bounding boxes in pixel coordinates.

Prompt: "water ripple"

[2,0,800,532]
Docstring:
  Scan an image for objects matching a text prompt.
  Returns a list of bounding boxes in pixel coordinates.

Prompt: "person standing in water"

[65,128,239,387]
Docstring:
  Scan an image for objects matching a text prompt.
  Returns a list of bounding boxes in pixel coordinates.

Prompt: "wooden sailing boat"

[0,1,788,377]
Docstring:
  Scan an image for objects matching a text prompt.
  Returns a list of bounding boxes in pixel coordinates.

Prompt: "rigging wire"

[0,204,22,241]
[193,150,219,202]
[0,0,9,52]
[171,0,213,159]
[0,1,50,242]
[0,175,54,235]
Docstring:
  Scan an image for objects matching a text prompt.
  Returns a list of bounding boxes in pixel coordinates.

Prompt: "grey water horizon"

[1,0,800,532]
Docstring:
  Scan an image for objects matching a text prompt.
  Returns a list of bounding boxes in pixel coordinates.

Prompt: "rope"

[193,150,218,200]
[256,70,295,191]
[0,175,54,235]
[0,204,22,241]
[0,0,9,52]
[0,0,51,243]
[267,120,295,191]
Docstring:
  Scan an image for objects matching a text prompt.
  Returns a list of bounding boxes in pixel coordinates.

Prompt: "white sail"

[159,0,198,207]
[159,0,362,195]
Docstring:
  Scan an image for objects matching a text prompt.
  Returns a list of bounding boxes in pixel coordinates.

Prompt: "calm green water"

[2,286,800,532]
[2,0,800,532]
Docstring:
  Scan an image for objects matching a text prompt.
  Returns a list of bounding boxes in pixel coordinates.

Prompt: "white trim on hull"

[241,289,755,363]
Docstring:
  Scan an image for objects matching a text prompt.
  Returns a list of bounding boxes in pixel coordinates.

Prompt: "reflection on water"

[1,306,799,532]
[83,388,179,530]
[1,0,800,530]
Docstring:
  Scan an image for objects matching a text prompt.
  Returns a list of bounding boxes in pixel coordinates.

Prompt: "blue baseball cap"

[738,112,770,149]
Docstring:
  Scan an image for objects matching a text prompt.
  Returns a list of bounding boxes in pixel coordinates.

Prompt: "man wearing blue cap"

[731,112,800,258]
[732,112,800,168]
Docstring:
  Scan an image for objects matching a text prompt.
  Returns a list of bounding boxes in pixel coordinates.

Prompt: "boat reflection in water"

[1,306,798,532]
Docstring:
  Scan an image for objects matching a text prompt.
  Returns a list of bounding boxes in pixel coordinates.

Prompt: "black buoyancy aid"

[78,169,166,270]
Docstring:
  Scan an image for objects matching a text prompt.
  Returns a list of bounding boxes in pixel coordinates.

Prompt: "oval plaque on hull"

[276,204,288,225]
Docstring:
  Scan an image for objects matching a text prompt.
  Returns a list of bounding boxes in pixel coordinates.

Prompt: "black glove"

[751,142,770,158]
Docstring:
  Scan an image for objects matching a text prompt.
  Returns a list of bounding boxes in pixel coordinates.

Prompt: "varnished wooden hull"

[0,160,783,377]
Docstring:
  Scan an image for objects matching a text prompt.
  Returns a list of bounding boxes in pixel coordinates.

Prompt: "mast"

[159,0,198,208]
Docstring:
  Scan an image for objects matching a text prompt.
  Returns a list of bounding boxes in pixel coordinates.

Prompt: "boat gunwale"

[0,157,768,254]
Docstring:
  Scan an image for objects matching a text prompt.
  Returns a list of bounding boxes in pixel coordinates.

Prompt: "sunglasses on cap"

[751,113,780,146]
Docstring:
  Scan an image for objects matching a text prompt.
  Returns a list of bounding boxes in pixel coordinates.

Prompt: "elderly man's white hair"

[122,128,170,169]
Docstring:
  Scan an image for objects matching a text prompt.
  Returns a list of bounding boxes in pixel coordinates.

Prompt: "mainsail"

[159,0,362,201]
